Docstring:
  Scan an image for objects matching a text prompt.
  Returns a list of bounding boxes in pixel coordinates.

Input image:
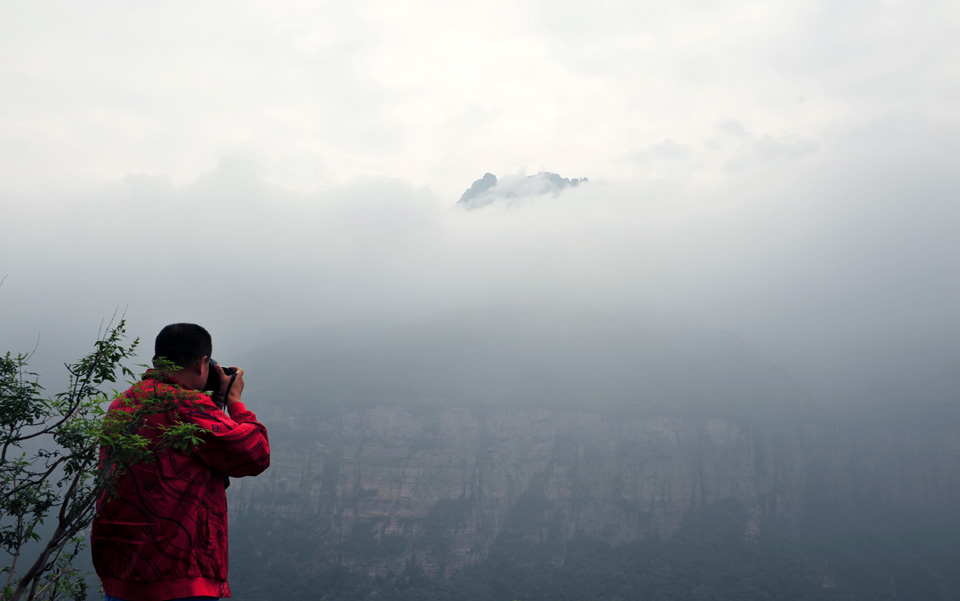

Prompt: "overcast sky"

[1,1,958,404]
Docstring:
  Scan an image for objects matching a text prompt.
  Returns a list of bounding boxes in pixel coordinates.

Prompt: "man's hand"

[214,364,245,406]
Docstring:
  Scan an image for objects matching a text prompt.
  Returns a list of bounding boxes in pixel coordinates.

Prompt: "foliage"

[0,321,204,601]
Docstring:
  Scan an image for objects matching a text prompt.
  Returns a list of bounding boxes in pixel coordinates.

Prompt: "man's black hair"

[153,323,212,371]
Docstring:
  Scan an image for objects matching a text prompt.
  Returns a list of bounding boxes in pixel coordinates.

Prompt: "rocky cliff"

[229,403,960,578]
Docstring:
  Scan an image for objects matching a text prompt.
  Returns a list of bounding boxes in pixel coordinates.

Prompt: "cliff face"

[229,404,960,577]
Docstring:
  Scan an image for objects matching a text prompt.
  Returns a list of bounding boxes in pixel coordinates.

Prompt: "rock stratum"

[230,399,960,578]
[226,316,960,581]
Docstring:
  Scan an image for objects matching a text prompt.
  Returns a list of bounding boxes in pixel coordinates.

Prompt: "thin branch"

[20,394,88,440]
[29,332,40,361]
[56,448,99,528]
[4,530,21,589]
[3,455,67,501]
[35,543,67,596]
[11,421,69,443]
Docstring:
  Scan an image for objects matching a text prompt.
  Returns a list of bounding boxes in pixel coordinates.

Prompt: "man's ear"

[192,356,210,374]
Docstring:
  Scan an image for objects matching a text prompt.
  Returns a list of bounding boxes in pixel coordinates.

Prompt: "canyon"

[230,395,959,578]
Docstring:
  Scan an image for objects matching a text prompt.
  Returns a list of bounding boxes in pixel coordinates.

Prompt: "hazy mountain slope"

[238,311,818,422]
[229,402,960,579]
[220,311,960,583]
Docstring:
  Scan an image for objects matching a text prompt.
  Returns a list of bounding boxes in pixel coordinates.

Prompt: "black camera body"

[205,359,237,393]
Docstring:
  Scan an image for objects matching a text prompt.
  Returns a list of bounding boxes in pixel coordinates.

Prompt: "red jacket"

[91,374,270,601]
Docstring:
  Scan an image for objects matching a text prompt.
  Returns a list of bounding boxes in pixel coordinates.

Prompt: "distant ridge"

[457,172,587,209]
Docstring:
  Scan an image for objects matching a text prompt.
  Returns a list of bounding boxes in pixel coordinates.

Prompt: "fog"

[2,1,958,415]
[3,128,958,414]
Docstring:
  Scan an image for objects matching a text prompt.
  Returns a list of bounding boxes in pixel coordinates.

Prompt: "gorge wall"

[228,403,960,578]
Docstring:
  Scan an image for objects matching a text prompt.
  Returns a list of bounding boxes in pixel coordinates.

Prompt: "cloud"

[3,124,956,404]
[626,139,692,162]
[698,121,822,174]
[0,0,957,409]
[753,134,819,160]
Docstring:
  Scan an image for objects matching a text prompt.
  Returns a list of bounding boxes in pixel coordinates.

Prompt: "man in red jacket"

[91,323,270,601]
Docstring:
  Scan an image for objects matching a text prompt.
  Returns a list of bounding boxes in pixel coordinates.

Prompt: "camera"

[205,359,237,393]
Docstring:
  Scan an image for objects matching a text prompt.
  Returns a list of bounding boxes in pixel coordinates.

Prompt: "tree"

[1,320,204,601]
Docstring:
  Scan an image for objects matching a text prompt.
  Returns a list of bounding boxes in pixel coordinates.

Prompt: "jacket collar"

[142,369,190,390]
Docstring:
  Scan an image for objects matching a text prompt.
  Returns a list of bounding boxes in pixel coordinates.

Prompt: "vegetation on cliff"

[230,519,960,601]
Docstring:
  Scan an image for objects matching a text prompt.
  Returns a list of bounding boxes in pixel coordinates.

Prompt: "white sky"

[1,0,959,404]
[1,0,956,200]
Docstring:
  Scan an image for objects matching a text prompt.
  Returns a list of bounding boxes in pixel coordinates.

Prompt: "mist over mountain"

[457,172,588,209]
[240,309,817,421]
[5,142,959,601]
[224,309,960,598]
[3,1,959,598]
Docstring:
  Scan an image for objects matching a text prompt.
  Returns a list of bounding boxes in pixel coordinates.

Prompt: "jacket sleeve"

[179,394,271,477]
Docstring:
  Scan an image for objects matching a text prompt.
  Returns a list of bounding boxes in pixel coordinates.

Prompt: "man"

[91,323,270,601]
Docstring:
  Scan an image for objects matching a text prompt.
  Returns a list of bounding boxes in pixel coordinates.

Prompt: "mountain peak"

[457,172,587,209]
